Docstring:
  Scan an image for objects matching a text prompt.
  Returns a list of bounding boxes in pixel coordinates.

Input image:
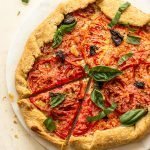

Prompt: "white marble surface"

[0,0,45,150]
[0,0,150,150]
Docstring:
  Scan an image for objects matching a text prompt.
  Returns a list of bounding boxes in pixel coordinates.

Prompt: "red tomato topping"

[30,80,87,139]
[28,57,85,94]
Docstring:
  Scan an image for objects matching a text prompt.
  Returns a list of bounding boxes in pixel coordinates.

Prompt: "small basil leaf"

[52,21,77,48]
[103,102,117,115]
[43,117,56,132]
[108,2,131,28]
[118,52,133,65]
[87,111,106,122]
[59,21,77,35]
[87,102,117,122]
[50,93,65,108]
[88,66,122,82]
[126,35,141,45]
[84,64,90,74]
[52,31,63,48]
[91,89,105,109]
[120,109,148,126]
[22,0,29,3]
[108,11,122,28]
[118,2,131,12]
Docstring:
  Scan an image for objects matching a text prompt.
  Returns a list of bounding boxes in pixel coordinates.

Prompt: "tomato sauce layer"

[28,56,85,94]
[30,80,87,139]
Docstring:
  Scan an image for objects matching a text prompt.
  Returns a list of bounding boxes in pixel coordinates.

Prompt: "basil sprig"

[43,117,56,132]
[88,66,122,82]
[87,89,117,122]
[91,89,105,109]
[87,102,117,122]
[118,52,133,65]
[50,93,65,108]
[108,2,131,28]
[52,21,77,48]
[22,0,29,3]
[120,109,148,126]
[126,35,141,45]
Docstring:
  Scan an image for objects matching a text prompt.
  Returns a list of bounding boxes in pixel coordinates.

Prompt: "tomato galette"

[16,0,150,149]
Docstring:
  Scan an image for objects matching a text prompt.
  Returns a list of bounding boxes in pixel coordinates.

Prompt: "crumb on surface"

[2,96,7,100]
[14,134,19,139]
[17,11,21,16]
[8,93,14,102]
[13,120,17,124]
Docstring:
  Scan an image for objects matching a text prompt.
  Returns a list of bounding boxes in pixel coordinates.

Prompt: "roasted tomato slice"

[30,80,87,139]
[28,56,85,94]
[72,97,99,136]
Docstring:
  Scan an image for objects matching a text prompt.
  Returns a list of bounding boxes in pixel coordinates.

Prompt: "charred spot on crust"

[134,81,145,89]
[62,14,76,25]
[110,29,124,46]
[90,45,98,56]
[55,50,65,63]
[31,126,41,133]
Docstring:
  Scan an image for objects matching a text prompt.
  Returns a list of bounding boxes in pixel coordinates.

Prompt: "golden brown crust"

[96,0,150,27]
[15,0,96,98]
[70,108,150,150]
[18,99,65,148]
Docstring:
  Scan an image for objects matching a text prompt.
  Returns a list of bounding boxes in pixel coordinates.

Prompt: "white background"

[0,0,46,150]
[0,0,150,150]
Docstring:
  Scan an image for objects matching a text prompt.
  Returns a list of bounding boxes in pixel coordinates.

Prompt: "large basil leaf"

[91,89,105,109]
[120,108,148,126]
[87,102,117,122]
[88,66,122,82]
[126,35,141,45]
[43,117,56,132]
[50,93,65,108]
[118,52,133,65]
[52,21,77,48]
[108,2,131,28]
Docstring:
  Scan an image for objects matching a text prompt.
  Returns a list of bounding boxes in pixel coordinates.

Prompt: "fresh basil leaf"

[109,11,122,28]
[118,52,133,65]
[84,64,90,74]
[59,21,77,35]
[120,108,148,126]
[91,89,105,109]
[103,102,117,115]
[52,21,77,48]
[43,117,56,132]
[88,66,122,82]
[22,0,29,3]
[118,2,131,12]
[108,2,131,28]
[126,35,141,45]
[50,93,65,108]
[87,111,106,122]
[52,31,63,49]
[87,102,117,122]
